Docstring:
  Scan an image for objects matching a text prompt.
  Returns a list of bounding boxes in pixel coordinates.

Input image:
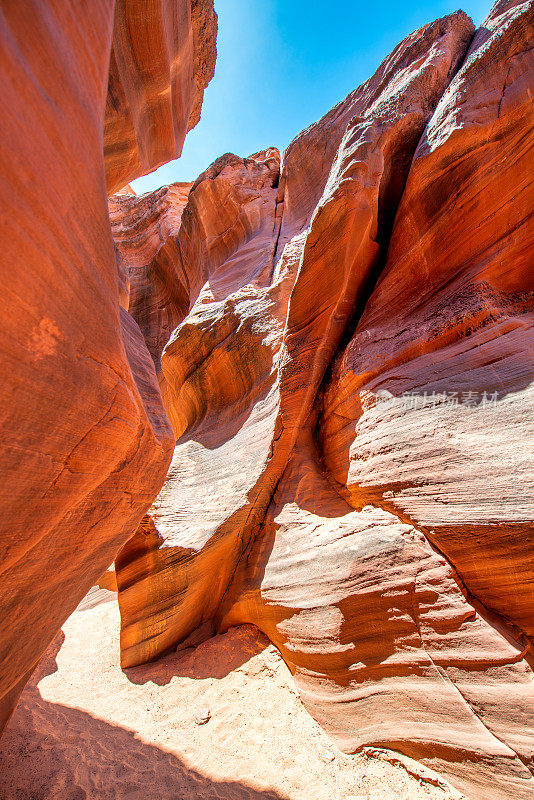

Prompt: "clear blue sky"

[132,0,491,193]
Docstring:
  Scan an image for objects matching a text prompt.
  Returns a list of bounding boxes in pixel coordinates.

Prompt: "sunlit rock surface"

[112,3,534,798]
[109,182,194,369]
[116,147,285,664]
[320,0,534,637]
[2,0,530,797]
[115,10,476,669]
[219,421,534,800]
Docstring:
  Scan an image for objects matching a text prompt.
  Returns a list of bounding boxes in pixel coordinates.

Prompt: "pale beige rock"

[219,421,534,800]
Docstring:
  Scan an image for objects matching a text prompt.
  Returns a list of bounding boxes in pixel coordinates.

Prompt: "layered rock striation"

[320,0,534,639]
[105,0,217,194]
[114,8,476,665]
[111,2,534,799]
[1,0,532,798]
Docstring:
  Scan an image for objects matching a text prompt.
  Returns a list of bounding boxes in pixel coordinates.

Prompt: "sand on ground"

[0,588,466,800]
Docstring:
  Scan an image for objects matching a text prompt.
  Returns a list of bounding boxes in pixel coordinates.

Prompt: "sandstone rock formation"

[219,421,534,800]
[105,0,217,194]
[115,147,284,663]
[110,181,193,369]
[114,9,476,665]
[1,0,532,798]
[320,0,534,640]
[111,3,534,799]
[0,0,216,733]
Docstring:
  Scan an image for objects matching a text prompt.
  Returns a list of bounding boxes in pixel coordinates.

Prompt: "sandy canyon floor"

[0,589,466,800]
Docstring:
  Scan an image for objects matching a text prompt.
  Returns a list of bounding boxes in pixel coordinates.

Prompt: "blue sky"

[132,0,491,193]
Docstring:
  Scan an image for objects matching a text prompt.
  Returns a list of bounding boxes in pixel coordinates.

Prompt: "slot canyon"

[0,1,532,798]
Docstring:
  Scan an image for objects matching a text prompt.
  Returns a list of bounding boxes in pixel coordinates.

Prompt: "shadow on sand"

[0,629,287,800]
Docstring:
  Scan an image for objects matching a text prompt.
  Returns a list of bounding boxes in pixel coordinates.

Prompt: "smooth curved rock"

[0,0,216,732]
[105,0,217,194]
[116,148,287,665]
[218,419,534,800]
[109,182,193,369]
[111,4,534,798]
[114,11,476,669]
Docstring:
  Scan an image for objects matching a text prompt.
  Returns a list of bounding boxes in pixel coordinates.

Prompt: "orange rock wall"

[112,2,534,798]
[109,182,193,369]
[0,0,216,733]
[116,148,285,665]
[105,0,217,194]
[115,11,477,668]
[319,0,534,637]
[2,0,530,797]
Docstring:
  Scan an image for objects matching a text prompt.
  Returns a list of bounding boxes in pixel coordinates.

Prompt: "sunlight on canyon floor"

[0,588,465,800]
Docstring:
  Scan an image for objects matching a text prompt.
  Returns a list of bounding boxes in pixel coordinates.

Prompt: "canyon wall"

[0,0,216,733]
[0,1,531,798]
[112,2,533,799]
[105,0,217,194]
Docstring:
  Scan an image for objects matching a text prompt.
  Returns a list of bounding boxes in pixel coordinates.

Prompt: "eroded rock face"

[105,0,217,194]
[0,0,215,732]
[219,420,534,800]
[109,182,194,369]
[112,3,534,798]
[115,10,476,668]
[319,0,534,638]
[116,147,285,664]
